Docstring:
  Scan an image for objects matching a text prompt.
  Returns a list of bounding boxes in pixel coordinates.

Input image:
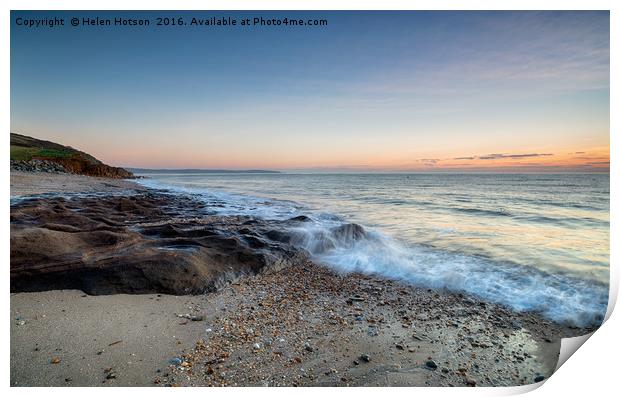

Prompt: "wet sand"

[10,171,144,197]
[10,291,207,386]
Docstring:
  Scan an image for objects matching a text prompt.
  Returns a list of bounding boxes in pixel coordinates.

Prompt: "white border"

[2,1,617,397]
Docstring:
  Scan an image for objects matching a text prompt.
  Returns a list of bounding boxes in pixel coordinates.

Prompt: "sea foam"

[136,177,608,327]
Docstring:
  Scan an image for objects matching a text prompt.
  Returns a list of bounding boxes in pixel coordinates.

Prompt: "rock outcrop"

[10,192,308,295]
[10,159,69,174]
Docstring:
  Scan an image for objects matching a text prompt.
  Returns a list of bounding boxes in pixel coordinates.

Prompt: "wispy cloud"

[451,153,553,161]
[477,153,553,160]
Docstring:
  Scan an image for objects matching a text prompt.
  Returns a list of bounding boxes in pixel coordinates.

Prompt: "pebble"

[104,368,117,380]
[534,375,545,382]
[425,360,438,369]
[360,354,371,362]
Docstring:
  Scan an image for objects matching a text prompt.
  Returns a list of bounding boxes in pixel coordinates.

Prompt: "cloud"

[478,153,553,160]
[451,153,554,161]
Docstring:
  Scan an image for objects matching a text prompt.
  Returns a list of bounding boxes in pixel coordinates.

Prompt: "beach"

[10,172,591,387]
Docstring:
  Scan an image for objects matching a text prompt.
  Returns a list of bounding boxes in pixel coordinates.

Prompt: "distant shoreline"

[131,169,609,175]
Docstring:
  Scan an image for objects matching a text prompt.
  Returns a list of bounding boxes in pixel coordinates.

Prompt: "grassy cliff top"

[10,133,101,164]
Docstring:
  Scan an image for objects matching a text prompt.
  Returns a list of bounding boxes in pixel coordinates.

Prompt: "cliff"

[10,133,134,179]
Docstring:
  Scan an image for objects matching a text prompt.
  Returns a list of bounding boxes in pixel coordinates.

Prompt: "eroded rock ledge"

[10,192,312,295]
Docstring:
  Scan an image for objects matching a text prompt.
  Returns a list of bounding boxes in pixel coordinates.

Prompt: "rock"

[10,159,69,174]
[10,193,309,295]
[252,343,262,350]
[304,342,315,352]
[360,354,371,362]
[330,223,367,246]
[425,360,438,369]
[288,215,311,222]
[395,343,405,350]
[168,357,183,365]
[50,357,61,364]
[104,368,117,379]
[534,375,545,382]
[190,315,204,322]
[465,378,477,386]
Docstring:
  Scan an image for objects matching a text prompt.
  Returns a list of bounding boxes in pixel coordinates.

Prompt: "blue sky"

[11,11,609,171]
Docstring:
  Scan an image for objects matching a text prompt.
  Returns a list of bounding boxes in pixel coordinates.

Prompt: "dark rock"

[534,375,545,382]
[288,215,311,222]
[360,354,371,362]
[10,193,309,295]
[330,223,367,246]
[11,159,69,174]
[425,360,438,369]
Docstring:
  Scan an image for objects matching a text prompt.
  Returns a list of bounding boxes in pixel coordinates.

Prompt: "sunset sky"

[11,11,609,172]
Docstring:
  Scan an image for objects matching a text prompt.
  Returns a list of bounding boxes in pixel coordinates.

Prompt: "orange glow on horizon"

[92,143,609,172]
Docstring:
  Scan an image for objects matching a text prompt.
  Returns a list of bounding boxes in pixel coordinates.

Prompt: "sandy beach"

[10,172,590,387]
[10,171,145,197]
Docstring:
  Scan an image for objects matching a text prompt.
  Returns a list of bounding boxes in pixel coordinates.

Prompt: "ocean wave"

[451,207,513,217]
[281,220,607,327]
[516,215,609,228]
[136,177,608,327]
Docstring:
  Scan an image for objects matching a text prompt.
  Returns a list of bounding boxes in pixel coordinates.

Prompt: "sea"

[135,172,609,327]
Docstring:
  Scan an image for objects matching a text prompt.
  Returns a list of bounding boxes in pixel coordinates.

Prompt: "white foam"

[307,227,607,327]
[136,177,608,327]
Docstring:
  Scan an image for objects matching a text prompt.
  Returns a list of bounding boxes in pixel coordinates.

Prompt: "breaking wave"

[136,177,608,327]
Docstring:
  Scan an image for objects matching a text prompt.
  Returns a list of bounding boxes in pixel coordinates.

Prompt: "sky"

[11,11,609,172]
